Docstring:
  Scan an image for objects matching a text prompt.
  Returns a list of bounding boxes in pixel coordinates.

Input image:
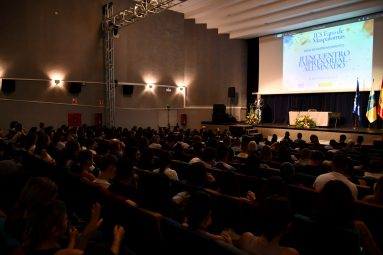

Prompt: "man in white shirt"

[313,151,358,200]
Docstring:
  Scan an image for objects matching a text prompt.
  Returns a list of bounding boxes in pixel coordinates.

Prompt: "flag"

[378,79,383,119]
[352,79,361,121]
[366,83,377,123]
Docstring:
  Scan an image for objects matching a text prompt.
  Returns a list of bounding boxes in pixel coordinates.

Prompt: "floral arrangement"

[294,115,316,129]
[245,104,259,125]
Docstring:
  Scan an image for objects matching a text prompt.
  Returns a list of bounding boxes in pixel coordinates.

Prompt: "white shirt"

[313,171,358,200]
[153,167,179,181]
[93,178,111,189]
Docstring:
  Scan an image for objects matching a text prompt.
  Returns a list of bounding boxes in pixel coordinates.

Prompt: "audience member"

[314,180,381,255]
[183,191,232,244]
[93,154,118,189]
[214,143,237,172]
[293,133,306,148]
[4,177,58,246]
[237,195,299,255]
[109,159,138,201]
[363,176,383,205]
[153,150,179,181]
[313,151,358,200]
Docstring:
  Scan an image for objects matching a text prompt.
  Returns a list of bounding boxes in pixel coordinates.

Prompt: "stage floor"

[201,121,383,145]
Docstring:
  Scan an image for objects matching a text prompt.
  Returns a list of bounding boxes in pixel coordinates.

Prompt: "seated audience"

[183,191,232,244]
[93,154,118,189]
[313,151,358,200]
[24,200,126,255]
[314,180,381,255]
[362,176,383,205]
[153,150,179,181]
[237,195,299,255]
[213,144,237,172]
[4,177,59,247]
[109,158,138,201]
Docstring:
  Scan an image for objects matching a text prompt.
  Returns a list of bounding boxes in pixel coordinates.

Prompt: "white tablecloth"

[289,111,331,127]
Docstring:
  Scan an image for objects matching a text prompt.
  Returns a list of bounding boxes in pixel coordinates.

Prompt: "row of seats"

[57,174,247,255]
[59,172,378,255]
[168,160,383,251]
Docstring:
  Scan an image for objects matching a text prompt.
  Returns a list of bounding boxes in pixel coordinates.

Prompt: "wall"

[0,0,247,131]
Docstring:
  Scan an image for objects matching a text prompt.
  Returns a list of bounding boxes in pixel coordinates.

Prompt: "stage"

[201,121,383,145]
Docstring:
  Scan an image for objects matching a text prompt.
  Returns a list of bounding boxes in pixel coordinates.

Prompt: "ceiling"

[170,0,383,39]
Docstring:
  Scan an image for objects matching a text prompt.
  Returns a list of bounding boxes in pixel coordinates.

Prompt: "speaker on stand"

[228,87,236,121]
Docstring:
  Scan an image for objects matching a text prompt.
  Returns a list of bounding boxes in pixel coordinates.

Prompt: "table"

[289,111,331,127]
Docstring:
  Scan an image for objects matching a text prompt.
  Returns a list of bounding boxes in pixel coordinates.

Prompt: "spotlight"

[54,80,60,85]
[177,86,185,93]
[146,83,154,90]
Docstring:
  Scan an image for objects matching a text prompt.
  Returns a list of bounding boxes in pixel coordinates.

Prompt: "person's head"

[260,145,272,161]
[216,143,229,161]
[315,180,356,227]
[300,148,312,160]
[284,131,290,138]
[158,150,172,172]
[188,162,208,187]
[64,140,81,159]
[124,146,140,163]
[185,191,212,230]
[201,147,216,164]
[310,150,324,165]
[297,133,303,139]
[339,134,347,143]
[271,134,278,143]
[309,134,319,144]
[17,177,58,214]
[259,195,293,241]
[263,176,289,199]
[116,158,135,179]
[35,132,51,152]
[280,162,295,184]
[98,153,118,178]
[247,141,257,154]
[77,150,94,169]
[331,151,349,173]
[5,177,58,240]
[373,176,383,201]
[356,135,364,145]
[152,135,161,144]
[25,200,68,251]
[329,139,337,148]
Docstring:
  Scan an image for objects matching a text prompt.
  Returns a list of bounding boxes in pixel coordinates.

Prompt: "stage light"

[177,86,185,94]
[146,83,154,91]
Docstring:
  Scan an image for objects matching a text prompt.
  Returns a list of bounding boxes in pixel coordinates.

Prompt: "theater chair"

[285,214,362,255]
[161,216,248,255]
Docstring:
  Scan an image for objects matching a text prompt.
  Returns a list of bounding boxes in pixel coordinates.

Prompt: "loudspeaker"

[1,79,16,93]
[68,82,82,94]
[212,104,227,123]
[123,85,134,96]
[228,87,235,98]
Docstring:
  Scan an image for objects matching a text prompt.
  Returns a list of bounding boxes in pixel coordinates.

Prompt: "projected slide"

[283,20,374,92]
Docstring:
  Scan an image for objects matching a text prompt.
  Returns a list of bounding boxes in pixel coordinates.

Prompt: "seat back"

[161,217,248,255]
[170,160,191,181]
[287,214,362,255]
[136,168,172,215]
